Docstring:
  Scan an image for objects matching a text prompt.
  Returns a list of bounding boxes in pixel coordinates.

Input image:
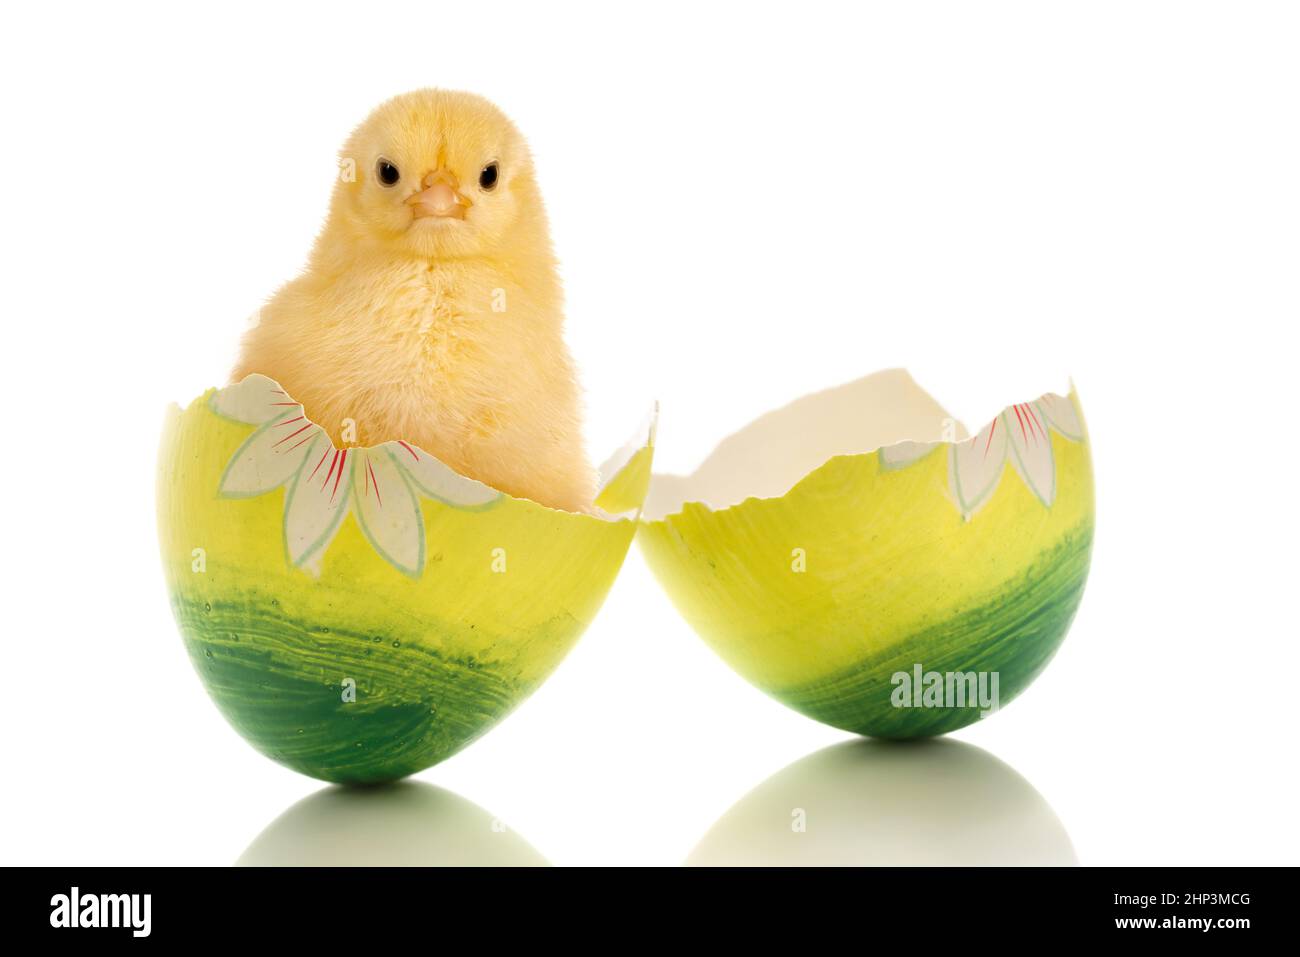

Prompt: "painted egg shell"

[158,375,655,784]
[637,369,1093,738]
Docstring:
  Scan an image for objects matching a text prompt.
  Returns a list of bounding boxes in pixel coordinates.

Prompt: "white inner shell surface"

[643,369,970,521]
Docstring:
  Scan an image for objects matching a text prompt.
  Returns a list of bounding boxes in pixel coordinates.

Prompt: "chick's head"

[328,89,543,261]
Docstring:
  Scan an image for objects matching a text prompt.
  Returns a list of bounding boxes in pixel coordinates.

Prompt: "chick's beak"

[406,170,471,220]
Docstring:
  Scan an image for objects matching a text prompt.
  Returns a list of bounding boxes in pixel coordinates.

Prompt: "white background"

[2,1,1297,866]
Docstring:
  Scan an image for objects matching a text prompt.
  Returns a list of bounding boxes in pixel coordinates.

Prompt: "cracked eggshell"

[158,374,655,784]
[637,369,1093,738]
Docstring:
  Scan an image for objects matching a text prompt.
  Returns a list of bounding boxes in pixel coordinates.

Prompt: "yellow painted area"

[159,392,647,686]
[638,398,1094,689]
[594,446,654,515]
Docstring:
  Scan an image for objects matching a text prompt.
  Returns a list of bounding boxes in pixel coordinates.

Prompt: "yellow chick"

[233,89,595,512]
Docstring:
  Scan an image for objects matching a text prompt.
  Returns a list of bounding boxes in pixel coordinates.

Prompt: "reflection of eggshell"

[159,375,654,784]
[239,782,548,866]
[687,740,1076,866]
[638,369,1093,738]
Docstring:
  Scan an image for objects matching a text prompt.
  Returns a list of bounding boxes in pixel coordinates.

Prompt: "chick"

[233,89,595,512]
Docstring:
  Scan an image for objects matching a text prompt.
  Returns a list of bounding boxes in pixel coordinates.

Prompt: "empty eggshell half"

[158,374,655,784]
[637,369,1093,738]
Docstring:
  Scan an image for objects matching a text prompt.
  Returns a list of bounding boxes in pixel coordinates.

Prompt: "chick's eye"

[478,162,499,191]
[376,159,400,187]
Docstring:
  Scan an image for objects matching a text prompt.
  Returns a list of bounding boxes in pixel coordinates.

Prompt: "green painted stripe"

[774,522,1093,738]
[172,591,538,784]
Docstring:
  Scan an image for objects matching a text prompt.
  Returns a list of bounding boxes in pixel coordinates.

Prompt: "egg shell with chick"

[158,374,654,784]
[637,369,1094,737]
